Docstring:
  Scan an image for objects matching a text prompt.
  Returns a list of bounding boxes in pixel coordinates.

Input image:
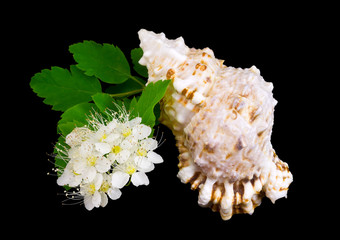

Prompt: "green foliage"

[105,78,144,98]
[91,93,117,113]
[30,65,101,111]
[129,80,170,127]
[57,102,98,136]
[131,48,148,78]
[31,40,170,140]
[30,37,175,192]
[69,41,131,84]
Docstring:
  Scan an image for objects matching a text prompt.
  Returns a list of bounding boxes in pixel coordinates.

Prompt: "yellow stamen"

[89,183,96,195]
[122,128,132,137]
[126,165,136,175]
[72,170,80,176]
[100,181,110,192]
[112,145,121,154]
[87,156,97,166]
[137,148,147,157]
[100,133,107,142]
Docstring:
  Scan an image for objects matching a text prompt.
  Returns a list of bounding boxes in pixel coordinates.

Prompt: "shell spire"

[138,29,293,220]
[138,29,189,76]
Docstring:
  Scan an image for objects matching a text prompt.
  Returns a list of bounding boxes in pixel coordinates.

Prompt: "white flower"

[111,157,151,187]
[65,127,91,147]
[70,141,111,183]
[55,106,164,210]
[56,163,82,187]
[80,173,104,211]
[135,138,163,168]
[93,124,120,145]
[146,151,163,164]
[99,173,122,201]
[132,123,152,140]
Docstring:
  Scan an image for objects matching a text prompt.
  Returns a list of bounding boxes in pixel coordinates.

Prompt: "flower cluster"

[55,110,163,210]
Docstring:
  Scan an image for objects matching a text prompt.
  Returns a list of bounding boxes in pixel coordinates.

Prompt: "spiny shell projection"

[138,29,293,220]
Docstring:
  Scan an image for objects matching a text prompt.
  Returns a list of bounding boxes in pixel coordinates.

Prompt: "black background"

[12,2,326,237]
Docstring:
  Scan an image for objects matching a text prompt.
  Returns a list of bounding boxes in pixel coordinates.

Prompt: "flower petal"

[95,142,111,155]
[116,150,130,164]
[147,151,163,164]
[129,117,142,127]
[57,168,73,186]
[111,171,130,189]
[95,157,111,173]
[92,191,101,208]
[106,120,118,131]
[135,157,154,172]
[132,124,151,140]
[120,139,132,149]
[84,195,94,211]
[83,166,97,183]
[108,188,122,200]
[140,138,158,151]
[66,127,91,147]
[72,159,86,175]
[100,192,108,207]
[79,141,94,157]
[106,133,120,142]
[93,173,103,190]
[131,172,149,187]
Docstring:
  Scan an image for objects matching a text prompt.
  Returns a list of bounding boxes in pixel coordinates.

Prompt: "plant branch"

[129,75,146,87]
[108,88,143,98]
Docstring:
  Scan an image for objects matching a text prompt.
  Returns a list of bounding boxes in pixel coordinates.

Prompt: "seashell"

[138,29,293,220]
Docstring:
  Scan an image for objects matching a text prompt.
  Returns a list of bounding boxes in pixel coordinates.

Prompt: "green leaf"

[92,92,117,113]
[154,102,161,126]
[105,78,144,98]
[130,80,170,127]
[129,96,138,113]
[58,102,97,135]
[69,40,130,84]
[30,65,102,111]
[119,97,132,110]
[131,48,148,78]
[92,93,132,119]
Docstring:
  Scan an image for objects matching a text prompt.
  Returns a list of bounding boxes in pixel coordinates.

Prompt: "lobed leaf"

[92,93,117,113]
[129,80,170,127]
[58,102,98,135]
[30,65,101,111]
[69,41,131,84]
[131,48,148,78]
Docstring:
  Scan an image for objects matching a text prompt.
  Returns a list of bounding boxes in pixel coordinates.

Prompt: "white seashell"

[138,29,293,220]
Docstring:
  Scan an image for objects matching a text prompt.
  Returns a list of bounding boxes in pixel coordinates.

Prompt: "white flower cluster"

[56,111,163,210]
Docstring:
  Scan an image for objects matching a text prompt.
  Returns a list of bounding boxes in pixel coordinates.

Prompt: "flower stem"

[109,88,143,98]
[125,177,132,187]
[129,75,146,88]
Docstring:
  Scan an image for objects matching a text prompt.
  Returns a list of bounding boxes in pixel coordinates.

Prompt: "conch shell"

[138,29,293,220]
